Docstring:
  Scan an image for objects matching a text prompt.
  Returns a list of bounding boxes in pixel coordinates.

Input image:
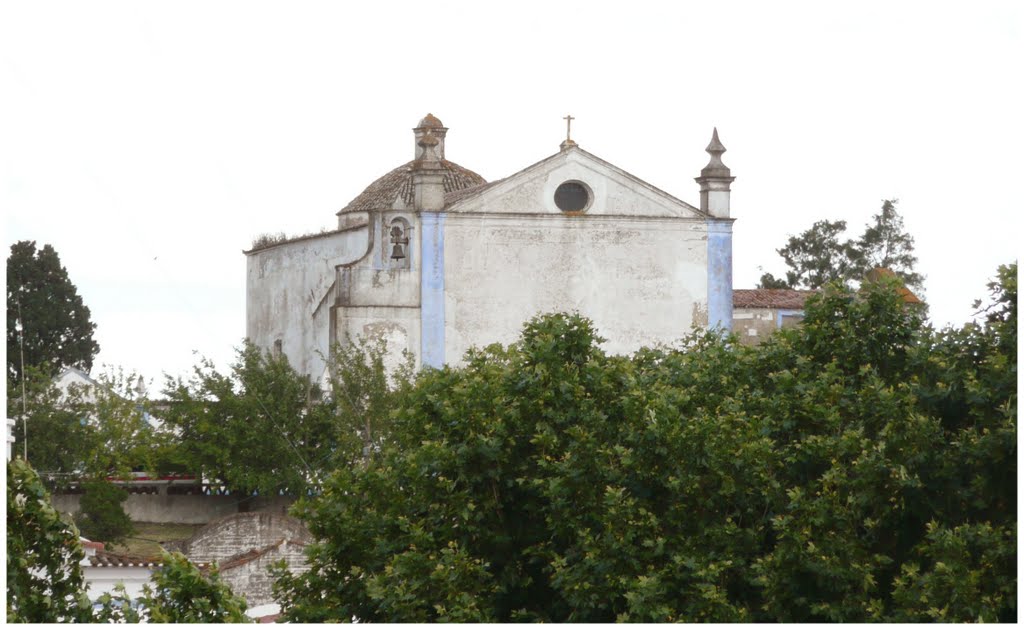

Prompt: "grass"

[114,522,202,558]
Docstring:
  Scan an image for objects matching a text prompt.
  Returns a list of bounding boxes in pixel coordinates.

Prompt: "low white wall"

[52,494,295,525]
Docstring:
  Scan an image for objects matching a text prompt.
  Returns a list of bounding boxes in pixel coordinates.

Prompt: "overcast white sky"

[3,1,1021,388]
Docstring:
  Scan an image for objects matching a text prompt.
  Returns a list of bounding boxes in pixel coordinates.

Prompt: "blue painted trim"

[775,309,804,329]
[707,220,733,332]
[420,213,446,367]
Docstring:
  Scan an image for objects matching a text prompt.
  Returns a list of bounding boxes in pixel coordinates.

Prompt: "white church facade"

[245,114,735,381]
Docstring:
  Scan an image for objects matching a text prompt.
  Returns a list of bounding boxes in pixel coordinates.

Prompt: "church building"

[245,114,735,382]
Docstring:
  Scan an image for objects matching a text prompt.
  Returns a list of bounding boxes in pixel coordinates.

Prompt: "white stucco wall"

[442,149,709,362]
[83,565,154,601]
[246,227,370,379]
[444,214,707,361]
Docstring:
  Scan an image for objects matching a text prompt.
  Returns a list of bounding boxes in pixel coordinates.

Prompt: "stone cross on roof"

[560,114,578,151]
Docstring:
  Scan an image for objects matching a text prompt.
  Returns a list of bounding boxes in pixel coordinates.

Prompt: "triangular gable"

[445,146,706,220]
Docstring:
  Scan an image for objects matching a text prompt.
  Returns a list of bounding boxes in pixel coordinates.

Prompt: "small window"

[554,181,591,212]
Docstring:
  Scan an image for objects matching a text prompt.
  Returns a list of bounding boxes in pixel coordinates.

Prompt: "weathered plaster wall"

[332,305,421,376]
[733,307,805,345]
[332,211,423,372]
[441,151,709,363]
[444,215,707,361]
[246,228,370,380]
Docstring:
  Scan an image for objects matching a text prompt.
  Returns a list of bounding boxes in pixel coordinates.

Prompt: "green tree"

[81,369,171,480]
[76,480,134,547]
[6,364,95,484]
[7,240,99,387]
[854,199,924,292]
[758,200,923,293]
[6,457,94,623]
[95,552,251,623]
[768,219,858,289]
[162,342,337,497]
[327,334,415,463]
[8,367,174,483]
[162,337,411,497]
[273,267,1015,622]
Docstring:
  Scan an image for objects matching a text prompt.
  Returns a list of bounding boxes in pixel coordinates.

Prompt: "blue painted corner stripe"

[420,213,446,367]
[707,220,733,332]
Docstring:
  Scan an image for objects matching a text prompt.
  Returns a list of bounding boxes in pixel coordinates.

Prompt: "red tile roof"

[733,289,816,309]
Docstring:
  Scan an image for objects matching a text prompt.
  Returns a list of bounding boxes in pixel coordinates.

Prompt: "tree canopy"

[7,367,175,484]
[7,240,99,387]
[161,337,410,497]
[6,457,94,623]
[759,199,923,293]
[273,265,1015,623]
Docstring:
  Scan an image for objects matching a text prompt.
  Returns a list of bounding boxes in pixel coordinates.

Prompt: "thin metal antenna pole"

[17,299,28,461]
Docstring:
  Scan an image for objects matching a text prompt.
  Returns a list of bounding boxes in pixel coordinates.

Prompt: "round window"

[554,181,590,212]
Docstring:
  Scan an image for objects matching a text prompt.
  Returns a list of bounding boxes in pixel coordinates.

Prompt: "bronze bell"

[390,243,406,260]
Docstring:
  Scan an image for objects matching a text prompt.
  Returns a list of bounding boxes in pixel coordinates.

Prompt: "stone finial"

[414,113,448,160]
[695,127,735,219]
[412,115,446,211]
[700,127,731,178]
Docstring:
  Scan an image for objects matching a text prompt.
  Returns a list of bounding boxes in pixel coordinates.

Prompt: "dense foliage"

[76,480,134,547]
[162,338,410,496]
[7,240,99,386]
[759,199,923,292]
[6,458,94,623]
[7,367,174,485]
[274,266,1015,622]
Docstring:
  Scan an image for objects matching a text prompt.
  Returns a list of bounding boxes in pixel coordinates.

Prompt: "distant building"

[732,269,923,346]
[246,114,737,380]
[732,289,815,345]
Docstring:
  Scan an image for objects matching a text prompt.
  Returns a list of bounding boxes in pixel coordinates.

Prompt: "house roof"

[336,159,486,214]
[733,289,817,309]
[87,549,177,568]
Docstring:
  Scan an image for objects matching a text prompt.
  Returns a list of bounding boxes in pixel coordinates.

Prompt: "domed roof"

[417,113,445,129]
[337,159,486,214]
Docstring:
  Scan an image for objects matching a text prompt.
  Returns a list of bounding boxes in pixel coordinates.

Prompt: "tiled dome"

[336,159,486,214]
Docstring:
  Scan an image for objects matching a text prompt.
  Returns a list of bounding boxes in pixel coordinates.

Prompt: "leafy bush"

[6,458,93,623]
[76,479,133,546]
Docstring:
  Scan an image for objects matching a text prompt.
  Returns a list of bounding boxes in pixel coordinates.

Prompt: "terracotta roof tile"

[337,159,486,214]
[444,179,503,205]
[733,289,817,309]
[89,549,163,568]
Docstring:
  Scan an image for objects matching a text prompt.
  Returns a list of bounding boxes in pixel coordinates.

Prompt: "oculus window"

[554,181,591,212]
